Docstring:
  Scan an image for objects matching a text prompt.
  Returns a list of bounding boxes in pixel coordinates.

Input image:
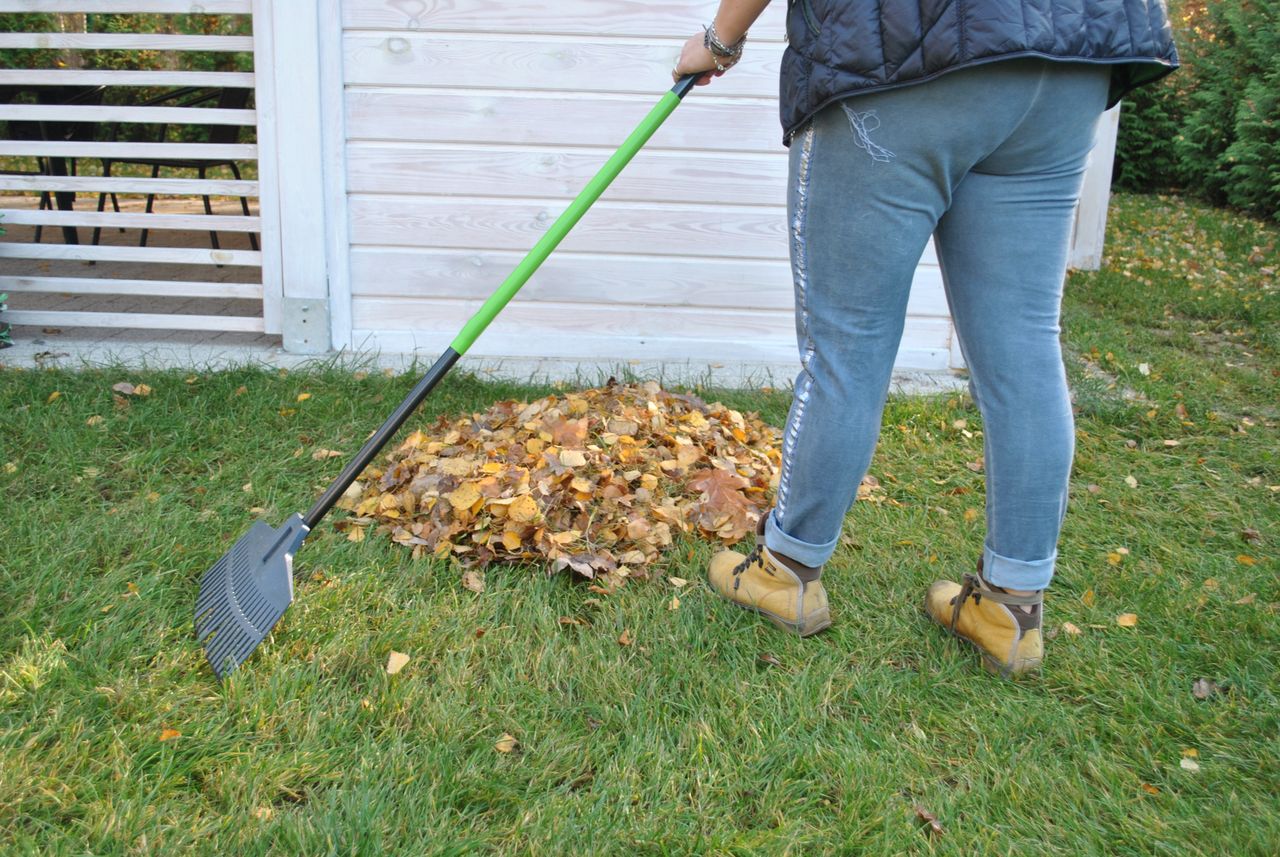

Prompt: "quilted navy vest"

[780,0,1179,143]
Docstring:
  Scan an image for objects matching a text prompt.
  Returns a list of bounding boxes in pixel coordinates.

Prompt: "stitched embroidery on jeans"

[841,106,896,163]
[778,123,817,522]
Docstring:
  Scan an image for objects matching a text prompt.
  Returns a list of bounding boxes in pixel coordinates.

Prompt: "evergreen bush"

[1113,0,1280,220]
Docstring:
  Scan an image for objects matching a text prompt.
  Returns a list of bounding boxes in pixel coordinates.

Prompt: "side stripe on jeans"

[776,123,817,525]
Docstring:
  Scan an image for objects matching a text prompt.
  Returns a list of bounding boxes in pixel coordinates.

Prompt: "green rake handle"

[303,75,701,530]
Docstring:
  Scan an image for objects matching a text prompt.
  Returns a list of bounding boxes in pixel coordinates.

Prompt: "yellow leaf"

[47,390,62,404]
[1082,589,1096,608]
[445,482,482,511]
[668,596,680,611]
[502,530,523,552]
[1116,613,1139,627]
[1141,783,1161,795]
[1107,552,1123,566]
[1236,555,1256,566]
[3,462,16,474]
[618,629,633,646]
[1124,475,1139,488]
[963,508,979,523]
[347,526,366,543]
[312,448,343,460]
[1181,748,1199,758]
[86,415,104,426]
[508,494,540,523]
[134,384,152,397]
[1061,622,1083,636]
[385,651,410,675]
[296,393,311,402]
[495,733,519,754]
[159,727,180,742]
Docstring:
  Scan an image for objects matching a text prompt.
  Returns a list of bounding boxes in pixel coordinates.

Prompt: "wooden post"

[1069,103,1121,271]
[252,0,332,353]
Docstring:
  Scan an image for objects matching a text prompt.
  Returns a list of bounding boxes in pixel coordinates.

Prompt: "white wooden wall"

[337,0,957,375]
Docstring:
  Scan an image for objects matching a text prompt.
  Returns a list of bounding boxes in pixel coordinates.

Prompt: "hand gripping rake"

[195,76,702,679]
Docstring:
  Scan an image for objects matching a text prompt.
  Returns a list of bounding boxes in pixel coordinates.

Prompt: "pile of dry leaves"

[336,380,784,580]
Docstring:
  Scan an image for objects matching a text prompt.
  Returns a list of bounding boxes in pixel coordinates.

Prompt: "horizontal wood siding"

[340,0,954,371]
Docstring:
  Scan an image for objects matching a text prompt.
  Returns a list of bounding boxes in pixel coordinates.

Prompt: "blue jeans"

[764,58,1110,591]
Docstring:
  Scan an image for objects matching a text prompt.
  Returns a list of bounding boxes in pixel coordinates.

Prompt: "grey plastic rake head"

[194,514,309,679]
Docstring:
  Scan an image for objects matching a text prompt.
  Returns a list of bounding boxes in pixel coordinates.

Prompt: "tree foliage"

[1114,0,1280,221]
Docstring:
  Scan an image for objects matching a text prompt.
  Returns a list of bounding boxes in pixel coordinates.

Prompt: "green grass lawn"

[1,193,1277,855]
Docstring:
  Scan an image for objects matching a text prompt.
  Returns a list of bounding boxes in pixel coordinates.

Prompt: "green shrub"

[1114,0,1280,221]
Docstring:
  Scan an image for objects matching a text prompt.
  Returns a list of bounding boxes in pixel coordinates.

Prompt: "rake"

[195,75,702,678]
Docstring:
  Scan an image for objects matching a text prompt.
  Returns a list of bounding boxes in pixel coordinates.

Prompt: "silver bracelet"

[704,21,747,60]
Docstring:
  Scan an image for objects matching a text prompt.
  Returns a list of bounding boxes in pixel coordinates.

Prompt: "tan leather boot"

[707,519,831,637]
[924,566,1043,677]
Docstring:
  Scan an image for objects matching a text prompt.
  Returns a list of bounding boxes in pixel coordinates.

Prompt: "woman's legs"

[765,60,1109,593]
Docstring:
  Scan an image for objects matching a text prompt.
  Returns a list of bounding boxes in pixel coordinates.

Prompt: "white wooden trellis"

[0,0,275,337]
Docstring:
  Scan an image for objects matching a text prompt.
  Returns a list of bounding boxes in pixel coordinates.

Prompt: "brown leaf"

[1234,592,1257,605]
[495,733,519,754]
[462,571,486,593]
[1240,527,1262,544]
[1141,783,1161,795]
[312,448,343,460]
[913,805,944,837]
[757,652,781,667]
[618,629,633,647]
[1061,621,1083,636]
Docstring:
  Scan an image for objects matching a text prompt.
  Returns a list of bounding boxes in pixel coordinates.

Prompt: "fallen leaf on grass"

[1125,475,1139,488]
[462,571,485,593]
[312,448,343,460]
[1116,613,1139,627]
[3,462,16,474]
[111,382,151,397]
[1192,678,1221,700]
[1236,555,1257,566]
[385,651,410,675]
[86,415,104,426]
[668,595,680,610]
[1240,528,1262,544]
[1061,622,1083,636]
[46,390,62,404]
[159,727,180,742]
[618,629,633,647]
[1235,592,1257,605]
[495,733,519,754]
[1141,783,1161,795]
[913,805,944,837]
[1082,589,1096,608]
[757,652,781,667]
[1180,757,1201,773]
[668,577,688,588]
[296,393,311,402]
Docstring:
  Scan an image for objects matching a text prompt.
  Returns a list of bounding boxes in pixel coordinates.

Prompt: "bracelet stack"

[703,21,747,72]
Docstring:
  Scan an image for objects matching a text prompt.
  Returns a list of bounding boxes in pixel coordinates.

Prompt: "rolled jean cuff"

[983,544,1056,591]
[764,511,838,568]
